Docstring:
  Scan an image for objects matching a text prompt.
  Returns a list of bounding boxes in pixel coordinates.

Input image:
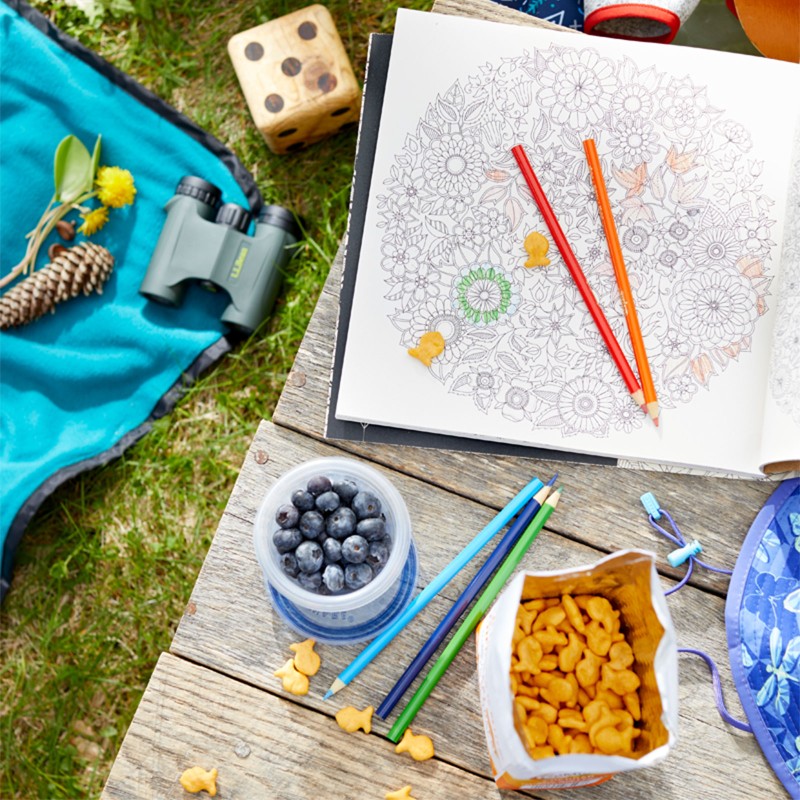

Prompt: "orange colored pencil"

[511,144,647,418]
[583,139,660,427]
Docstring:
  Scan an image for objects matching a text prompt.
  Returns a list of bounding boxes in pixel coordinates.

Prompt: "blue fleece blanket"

[0,1,259,598]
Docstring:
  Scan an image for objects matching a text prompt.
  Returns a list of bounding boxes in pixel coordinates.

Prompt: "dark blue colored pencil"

[375,474,557,720]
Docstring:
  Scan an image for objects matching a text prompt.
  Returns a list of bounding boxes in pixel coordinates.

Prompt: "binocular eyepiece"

[139,176,301,334]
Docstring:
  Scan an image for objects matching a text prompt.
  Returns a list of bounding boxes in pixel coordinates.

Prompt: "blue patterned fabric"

[0,1,257,598]
[487,0,584,30]
[727,478,800,800]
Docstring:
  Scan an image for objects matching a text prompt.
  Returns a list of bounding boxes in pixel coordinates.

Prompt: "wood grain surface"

[274,252,775,599]
[162,421,782,799]
[102,1,788,798]
[101,652,508,800]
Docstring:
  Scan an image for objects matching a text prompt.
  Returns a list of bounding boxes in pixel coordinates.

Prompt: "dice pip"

[228,5,362,154]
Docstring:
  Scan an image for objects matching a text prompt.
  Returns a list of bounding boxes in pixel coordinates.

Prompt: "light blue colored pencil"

[323,474,544,699]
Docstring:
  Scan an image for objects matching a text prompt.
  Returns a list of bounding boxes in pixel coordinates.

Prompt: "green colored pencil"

[387,488,562,742]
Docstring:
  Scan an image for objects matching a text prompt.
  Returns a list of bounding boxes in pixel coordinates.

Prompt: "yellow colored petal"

[78,206,109,236]
[96,166,136,208]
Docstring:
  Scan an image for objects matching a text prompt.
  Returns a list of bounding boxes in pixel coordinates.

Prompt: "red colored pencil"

[511,144,646,415]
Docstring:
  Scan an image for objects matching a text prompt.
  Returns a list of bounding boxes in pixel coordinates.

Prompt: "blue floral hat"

[726,478,800,800]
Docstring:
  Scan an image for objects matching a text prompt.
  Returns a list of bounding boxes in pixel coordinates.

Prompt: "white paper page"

[760,123,800,472]
[337,10,800,476]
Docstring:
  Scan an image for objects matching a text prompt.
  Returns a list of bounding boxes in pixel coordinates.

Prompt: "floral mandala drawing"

[377,45,777,438]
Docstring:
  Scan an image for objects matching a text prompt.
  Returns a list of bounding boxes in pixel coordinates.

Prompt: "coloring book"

[334,10,800,478]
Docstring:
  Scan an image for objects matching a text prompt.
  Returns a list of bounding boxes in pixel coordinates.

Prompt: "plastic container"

[254,456,418,645]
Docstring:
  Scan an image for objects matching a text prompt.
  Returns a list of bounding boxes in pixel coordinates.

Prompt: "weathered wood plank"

[100,652,512,800]
[274,252,774,597]
[170,421,784,799]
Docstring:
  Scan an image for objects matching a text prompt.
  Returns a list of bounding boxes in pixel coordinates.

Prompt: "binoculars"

[140,176,301,333]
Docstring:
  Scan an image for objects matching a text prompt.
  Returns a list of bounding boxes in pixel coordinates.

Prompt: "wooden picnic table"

[100,2,784,798]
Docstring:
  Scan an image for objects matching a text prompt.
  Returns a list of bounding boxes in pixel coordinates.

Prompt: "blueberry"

[291,489,315,512]
[332,479,358,503]
[341,534,368,564]
[316,490,341,515]
[352,491,381,520]
[307,474,332,497]
[275,503,300,529]
[295,541,323,573]
[273,527,302,554]
[326,507,357,540]
[323,564,345,593]
[322,536,342,562]
[299,510,325,539]
[367,537,391,570]
[356,517,386,542]
[297,570,323,592]
[345,562,373,590]
[280,552,300,578]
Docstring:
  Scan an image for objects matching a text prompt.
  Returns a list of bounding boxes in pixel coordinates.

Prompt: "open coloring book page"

[336,10,800,477]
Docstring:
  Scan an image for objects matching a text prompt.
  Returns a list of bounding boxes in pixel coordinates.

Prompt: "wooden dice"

[228,5,362,154]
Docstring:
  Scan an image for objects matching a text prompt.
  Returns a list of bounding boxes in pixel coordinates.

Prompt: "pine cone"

[0,242,115,330]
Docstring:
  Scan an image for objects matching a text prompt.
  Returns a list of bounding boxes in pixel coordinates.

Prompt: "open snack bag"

[476,550,679,790]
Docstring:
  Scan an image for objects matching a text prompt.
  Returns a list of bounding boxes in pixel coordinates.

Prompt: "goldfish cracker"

[408,331,444,367]
[386,786,416,800]
[180,766,218,796]
[289,639,320,676]
[514,635,544,674]
[561,594,586,633]
[533,626,567,653]
[273,659,309,695]
[335,705,374,734]
[533,702,558,724]
[608,641,634,670]
[564,673,580,707]
[540,677,572,706]
[586,596,615,629]
[575,649,605,688]
[530,745,556,760]
[525,715,549,747]
[601,663,641,695]
[510,591,644,764]
[533,605,566,631]
[585,619,612,657]
[547,723,572,755]
[570,733,592,754]
[523,598,547,612]
[538,654,559,671]
[517,695,541,712]
[395,728,435,761]
[558,632,583,674]
[517,605,538,635]
[558,708,587,732]
[595,687,625,710]
[624,691,642,721]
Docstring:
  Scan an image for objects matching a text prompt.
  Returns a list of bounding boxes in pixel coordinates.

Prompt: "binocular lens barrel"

[176,176,222,208]
[258,204,302,240]
[215,203,251,233]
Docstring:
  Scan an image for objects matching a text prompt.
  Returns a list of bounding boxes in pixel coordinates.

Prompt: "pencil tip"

[653,417,660,428]
[323,690,332,700]
[639,403,648,414]
[546,473,558,486]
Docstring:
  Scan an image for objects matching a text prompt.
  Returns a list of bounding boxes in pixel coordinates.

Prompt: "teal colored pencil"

[323,474,544,699]
[387,488,562,742]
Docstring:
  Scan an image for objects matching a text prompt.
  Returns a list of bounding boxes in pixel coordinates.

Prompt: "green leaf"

[91,134,102,180]
[53,135,93,203]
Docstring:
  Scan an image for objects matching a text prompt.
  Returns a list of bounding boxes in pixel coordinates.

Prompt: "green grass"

[0,1,429,797]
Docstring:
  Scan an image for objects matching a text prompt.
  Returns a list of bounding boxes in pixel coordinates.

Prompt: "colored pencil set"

[511,141,660,427]
[324,473,563,740]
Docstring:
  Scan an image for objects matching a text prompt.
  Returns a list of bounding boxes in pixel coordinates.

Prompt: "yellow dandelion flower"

[78,205,109,236]
[95,166,136,208]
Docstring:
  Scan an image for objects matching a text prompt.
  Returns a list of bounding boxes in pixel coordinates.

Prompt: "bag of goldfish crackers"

[476,549,679,790]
